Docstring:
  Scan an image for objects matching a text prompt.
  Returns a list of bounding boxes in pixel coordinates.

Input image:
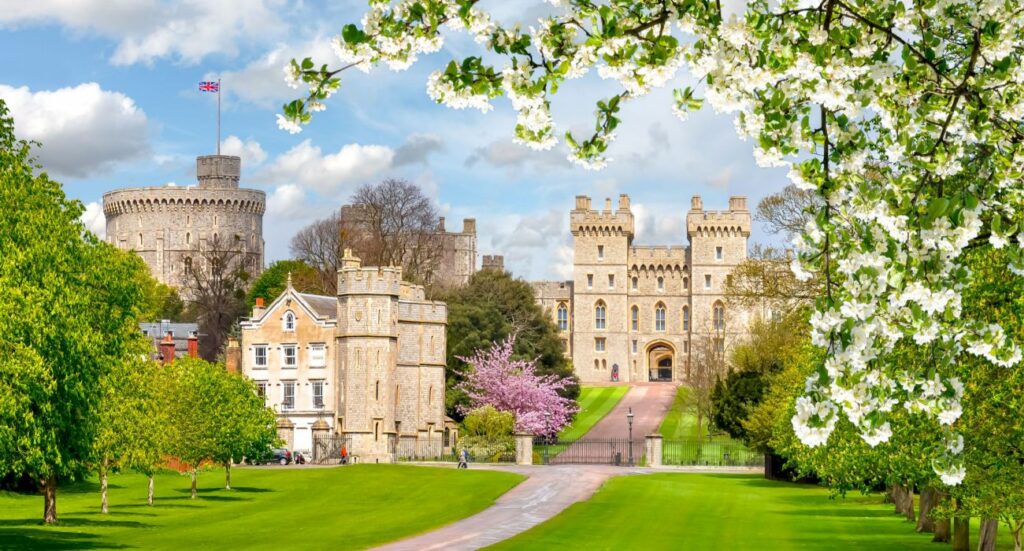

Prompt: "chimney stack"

[159,332,176,365]
[253,296,266,319]
[225,337,241,373]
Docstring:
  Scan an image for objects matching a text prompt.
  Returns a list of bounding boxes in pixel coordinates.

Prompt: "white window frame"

[309,343,326,368]
[283,311,296,331]
[282,382,295,410]
[631,306,639,331]
[655,305,666,332]
[254,345,268,368]
[312,380,324,409]
[595,302,606,330]
[557,304,569,331]
[282,344,297,368]
[595,337,606,352]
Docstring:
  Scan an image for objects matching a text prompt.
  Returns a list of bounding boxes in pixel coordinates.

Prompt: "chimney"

[463,218,476,235]
[253,297,266,318]
[575,195,591,210]
[187,331,199,358]
[617,194,631,211]
[690,195,703,211]
[438,216,446,232]
[225,337,241,373]
[604,197,612,212]
[159,332,176,365]
[728,196,748,211]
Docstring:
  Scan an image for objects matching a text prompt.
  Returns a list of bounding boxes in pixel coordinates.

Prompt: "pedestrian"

[457,448,469,469]
[341,445,349,465]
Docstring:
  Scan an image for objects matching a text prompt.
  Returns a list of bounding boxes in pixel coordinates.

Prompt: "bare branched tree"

[724,245,820,312]
[688,323,729,444]
[289,211,349,295]
[182,234,251,360]
[755,184,820,239]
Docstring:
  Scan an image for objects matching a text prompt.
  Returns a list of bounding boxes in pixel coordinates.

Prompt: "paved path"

[374,464,640,551]
[582,382,678,440]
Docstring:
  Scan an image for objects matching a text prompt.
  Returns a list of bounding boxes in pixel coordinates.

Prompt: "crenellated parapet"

[102,188,265,217]
[570,194,635,238]
[686,195,751,238]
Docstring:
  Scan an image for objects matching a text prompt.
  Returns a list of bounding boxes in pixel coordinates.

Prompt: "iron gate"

[312,434,350,464]
[533,437,640,466]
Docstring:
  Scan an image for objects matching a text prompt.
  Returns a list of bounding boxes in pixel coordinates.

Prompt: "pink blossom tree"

[457,335,577,437]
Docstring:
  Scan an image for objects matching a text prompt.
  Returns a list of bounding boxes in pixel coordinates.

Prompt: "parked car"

[266,448,292,465]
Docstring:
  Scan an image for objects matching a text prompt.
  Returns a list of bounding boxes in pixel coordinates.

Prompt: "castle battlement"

[570,194,635,238]
[686,195,751,237]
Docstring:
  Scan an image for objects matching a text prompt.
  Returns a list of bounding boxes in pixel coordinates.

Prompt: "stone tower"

[101,155,265,293]
[570,195,635,383]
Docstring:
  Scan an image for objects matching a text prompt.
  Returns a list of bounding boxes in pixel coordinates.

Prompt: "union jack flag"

[199,81,220,92]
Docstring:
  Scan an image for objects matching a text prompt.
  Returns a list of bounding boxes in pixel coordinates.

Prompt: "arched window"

[183,256,193,274]
[185,232,191,245]
[138,233,143,247]
[595,301,606,330]
[713,302,725,331]
[682,306,690,331]
[655,303,666,331]
[283,311,296,331]
[657,276,665,291]
[683,277,689,290]
[631,305,639,331]
[631,276,638,290]
[557,303,569,331]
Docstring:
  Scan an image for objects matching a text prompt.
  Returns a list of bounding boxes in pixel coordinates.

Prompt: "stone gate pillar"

[645,434,663,467]
[515,434,534,465]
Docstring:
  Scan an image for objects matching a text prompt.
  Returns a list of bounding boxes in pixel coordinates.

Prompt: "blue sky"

[0,0,788,280]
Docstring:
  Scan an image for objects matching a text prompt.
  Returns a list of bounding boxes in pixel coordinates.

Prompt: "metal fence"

[533,437,641,466]
[391,439,515,463]
[312,434,351,465]
[661,439,763,467]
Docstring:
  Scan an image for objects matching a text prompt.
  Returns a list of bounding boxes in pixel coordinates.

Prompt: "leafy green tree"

[460,405,515,461]
[123,361,172,506]
[246,259,324,310]
[0,100,151,523]
[210,372,278,490]
[165,357,222,499]
[441,269,577,418]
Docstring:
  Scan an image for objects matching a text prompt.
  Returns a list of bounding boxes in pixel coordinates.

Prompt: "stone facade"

[481,255,505,272]
[102,155,265,292]
[532,194,751,384]
[239,251,449,463]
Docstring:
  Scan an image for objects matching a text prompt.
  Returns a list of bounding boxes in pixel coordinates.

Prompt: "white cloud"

[486,208,573,280]
[464,139,571,171]
[216,37,335,106]
[266,184,306,218]
[632,202,687,245]
[0,0,287,66]
[0,82,149,178]
[220,135,267,166]
[260,140,395,195]
[393,134,444,167]
[80,201,106,238]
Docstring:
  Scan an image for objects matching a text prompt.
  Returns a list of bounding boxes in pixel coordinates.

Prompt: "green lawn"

[489,474,1015,550]
[0,465,523,550]
[558,385,629,441]
[657,386,761,466]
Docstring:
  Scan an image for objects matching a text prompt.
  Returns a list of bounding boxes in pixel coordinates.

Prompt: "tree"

[0,101,152,523]
[123,361,171,507]
[687,327,728,444]
[457,336,577,437]
[182,234,251,360]
[754,185,820,239]
[723,246,819,313]
[246,259,325,310]
[290,211,349,295]
[209,372,278,490]
[283,0,1024,483]
[442,269,577,418]
[460,405,516,461]
[165,357,222,499]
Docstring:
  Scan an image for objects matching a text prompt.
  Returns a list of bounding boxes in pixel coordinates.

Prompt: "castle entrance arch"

[645,341,676,382]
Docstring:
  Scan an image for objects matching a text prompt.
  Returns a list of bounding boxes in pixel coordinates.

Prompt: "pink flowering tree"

[458,335,577,437]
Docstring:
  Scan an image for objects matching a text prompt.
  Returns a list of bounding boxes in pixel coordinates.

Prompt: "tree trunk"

[977,519,998,551]
[953,503,971,551]
[891,484,905,514]
[190,467,197,499]
[224,462,231,491]
[100,458,109,514]
[1011,520,1022,551]
[916,486,937,532]
[934,517,952,543]
[147,475,154,506]
[41,475,58,524]
[902,484,916,522]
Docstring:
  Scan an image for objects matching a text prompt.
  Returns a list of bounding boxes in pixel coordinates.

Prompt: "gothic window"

[595,301,606,329]
[631,305,639,331]
[631,276,638,290]
[283,311,296,331]
[184,256,193,274]
[657,276,665,291]
[683,277,689,290]
[655,303,666,331]
[557,304,569,331]
[713,302,726,331]
[683,306,690,331]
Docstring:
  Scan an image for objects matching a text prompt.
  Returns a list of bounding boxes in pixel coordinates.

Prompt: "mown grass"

[656,386,760,466]
[0,464,523,550]
[489,474,1016,550]
[558,385,630,441]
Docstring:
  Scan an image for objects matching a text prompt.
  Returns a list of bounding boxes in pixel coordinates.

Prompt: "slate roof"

[298,292,338,319]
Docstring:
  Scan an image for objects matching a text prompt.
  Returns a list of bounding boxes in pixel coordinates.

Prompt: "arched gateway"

[645,341,676,382]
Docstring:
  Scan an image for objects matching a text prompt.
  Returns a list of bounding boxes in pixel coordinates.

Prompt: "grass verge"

[559,385,630,441]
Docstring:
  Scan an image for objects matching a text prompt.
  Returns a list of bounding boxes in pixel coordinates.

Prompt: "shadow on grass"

[0,518,149,529]
[772,507,895,518]
[225,486,273,493]
[0,528,129,551]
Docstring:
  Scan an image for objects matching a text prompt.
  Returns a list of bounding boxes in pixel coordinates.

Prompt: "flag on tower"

[199,81,220,92]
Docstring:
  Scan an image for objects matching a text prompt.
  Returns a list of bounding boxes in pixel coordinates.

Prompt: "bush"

[460,406,514,460]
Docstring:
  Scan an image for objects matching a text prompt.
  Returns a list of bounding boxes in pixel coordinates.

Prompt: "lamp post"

[626,407,635,466]
[543,411,551,465]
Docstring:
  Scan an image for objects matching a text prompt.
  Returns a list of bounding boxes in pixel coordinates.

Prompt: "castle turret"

[196,155,241,189]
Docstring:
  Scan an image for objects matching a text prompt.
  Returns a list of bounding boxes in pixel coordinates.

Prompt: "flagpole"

[216,78,221,155]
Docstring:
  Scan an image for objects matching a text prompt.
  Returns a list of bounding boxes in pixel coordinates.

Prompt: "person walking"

[457,448,469,469]
[340,445,349,465]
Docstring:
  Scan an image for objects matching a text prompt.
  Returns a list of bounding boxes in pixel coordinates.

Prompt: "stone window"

[137,233,143,247]
[557,303,569,331]
[309,344,326,367]
[655,303,666,331]
[595,301,606,329]
[312,381,324,409]
[283,311,296,331]
[713,302,726,331]
[282,382,295,410]
[631,276,638,290]
[657,276,664,291]
[595,337,606,352]
[714,338,725,354]
[683,277,689,290]
[684,341,690,353]
[254,345,268,367]
[716,246,723,260]
[587,274,594,289]
[631,305,639,331]
[608,274,614,288]
[705,274,712,289]
[184,256,193,274]
[256,381,267,399]
[282,345,297,368]
[682,306,690,332]
[375,380,380,401]
[632,340,638,354]
[598,244,604,259]
[186,232,191,245]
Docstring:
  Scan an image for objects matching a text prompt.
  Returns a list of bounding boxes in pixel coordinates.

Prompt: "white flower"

[937,464,966,486]
[990,233,1008,249]
[276,114,302,134]
[860,422,892,447]
[284,63,301,89]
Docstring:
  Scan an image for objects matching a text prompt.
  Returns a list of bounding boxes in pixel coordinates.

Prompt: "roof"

[297,292,338,319]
